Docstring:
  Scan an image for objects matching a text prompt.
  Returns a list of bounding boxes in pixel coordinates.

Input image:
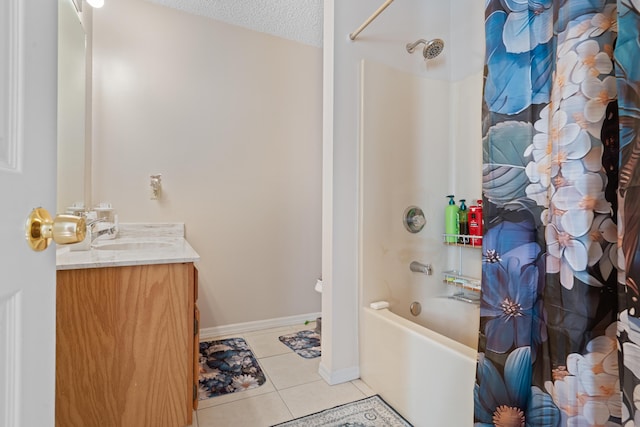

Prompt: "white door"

[1,1,58,426]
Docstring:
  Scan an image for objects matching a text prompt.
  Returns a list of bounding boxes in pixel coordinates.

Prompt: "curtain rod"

[349,0,395,41]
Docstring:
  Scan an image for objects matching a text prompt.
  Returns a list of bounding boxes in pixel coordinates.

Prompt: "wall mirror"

[57,0,87,214]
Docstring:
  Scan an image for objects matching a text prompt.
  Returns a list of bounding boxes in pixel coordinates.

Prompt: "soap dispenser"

[445,195,458,243]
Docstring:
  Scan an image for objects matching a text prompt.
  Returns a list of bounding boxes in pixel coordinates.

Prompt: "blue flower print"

[620,0,640,14]
[475,347,560,426]
[556,0,612,34]
[485,11,553,114]
[615,0,640,150]
[481,257,547,354]
[483,219,540,266]
[501,0,554,54]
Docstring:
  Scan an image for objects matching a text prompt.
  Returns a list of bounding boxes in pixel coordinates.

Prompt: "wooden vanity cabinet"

[56,262,199,427]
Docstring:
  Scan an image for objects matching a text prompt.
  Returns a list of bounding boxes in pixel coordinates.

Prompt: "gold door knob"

[25,207,86,251]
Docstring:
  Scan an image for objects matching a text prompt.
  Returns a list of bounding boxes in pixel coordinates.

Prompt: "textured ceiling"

[143,0,324,47]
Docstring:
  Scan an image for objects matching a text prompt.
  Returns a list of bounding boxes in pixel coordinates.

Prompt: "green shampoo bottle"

[445,195,458,243]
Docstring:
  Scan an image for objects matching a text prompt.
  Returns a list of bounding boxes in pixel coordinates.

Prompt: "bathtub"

[359,302,478,426]
[390,295,480,349]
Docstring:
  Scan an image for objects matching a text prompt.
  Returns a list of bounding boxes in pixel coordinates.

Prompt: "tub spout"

[410,261,432,275]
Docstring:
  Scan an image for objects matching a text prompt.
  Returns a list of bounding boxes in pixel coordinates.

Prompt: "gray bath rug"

[278,330,321,359]
[271,395,413,427]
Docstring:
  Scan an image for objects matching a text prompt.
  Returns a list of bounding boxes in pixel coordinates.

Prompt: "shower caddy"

[442,233,481,304]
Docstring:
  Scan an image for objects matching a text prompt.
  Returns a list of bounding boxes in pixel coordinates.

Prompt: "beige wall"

[91,0,322,328]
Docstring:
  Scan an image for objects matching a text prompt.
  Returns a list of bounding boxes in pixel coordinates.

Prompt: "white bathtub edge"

[366,307,477,360]
[360,306,477,426]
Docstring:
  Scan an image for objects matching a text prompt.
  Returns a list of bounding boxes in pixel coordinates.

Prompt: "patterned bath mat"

[272,395,413,427]
[198,337,266,400]
[278,330,321,359]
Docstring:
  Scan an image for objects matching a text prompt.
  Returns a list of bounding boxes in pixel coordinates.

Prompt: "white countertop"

[56,223,200,270]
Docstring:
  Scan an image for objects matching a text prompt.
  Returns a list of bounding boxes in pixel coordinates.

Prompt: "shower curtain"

[476,1,640,426]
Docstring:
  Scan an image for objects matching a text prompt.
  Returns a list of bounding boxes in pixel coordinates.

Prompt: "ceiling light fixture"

[87,0,104,8]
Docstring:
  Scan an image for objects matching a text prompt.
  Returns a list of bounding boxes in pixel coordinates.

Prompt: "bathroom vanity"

[55,224,200,427]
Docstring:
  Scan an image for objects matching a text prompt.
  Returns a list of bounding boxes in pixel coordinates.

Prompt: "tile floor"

[189,322,376,427]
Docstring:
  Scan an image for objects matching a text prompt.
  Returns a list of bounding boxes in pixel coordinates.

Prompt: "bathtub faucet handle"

[410,261,432,276]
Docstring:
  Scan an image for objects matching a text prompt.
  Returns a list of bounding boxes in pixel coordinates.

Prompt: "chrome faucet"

[410,261,432,275]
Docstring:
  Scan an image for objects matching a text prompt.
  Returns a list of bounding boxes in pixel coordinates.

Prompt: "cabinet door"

[193,304,200,410]
[56,263,193,427]
[192,265,199,411]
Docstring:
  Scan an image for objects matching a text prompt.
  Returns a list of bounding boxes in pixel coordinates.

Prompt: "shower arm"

[406,39,427,53]
[349,0,395,41]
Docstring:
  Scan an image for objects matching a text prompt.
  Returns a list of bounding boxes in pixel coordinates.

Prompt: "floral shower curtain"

[475,1,640,426]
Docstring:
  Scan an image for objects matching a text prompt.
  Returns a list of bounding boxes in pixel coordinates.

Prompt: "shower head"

[406,38,445,60]
[423,38,444,59]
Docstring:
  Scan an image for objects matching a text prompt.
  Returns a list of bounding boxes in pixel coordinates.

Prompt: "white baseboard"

[199,311,322,341]
[318,362,360,385]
